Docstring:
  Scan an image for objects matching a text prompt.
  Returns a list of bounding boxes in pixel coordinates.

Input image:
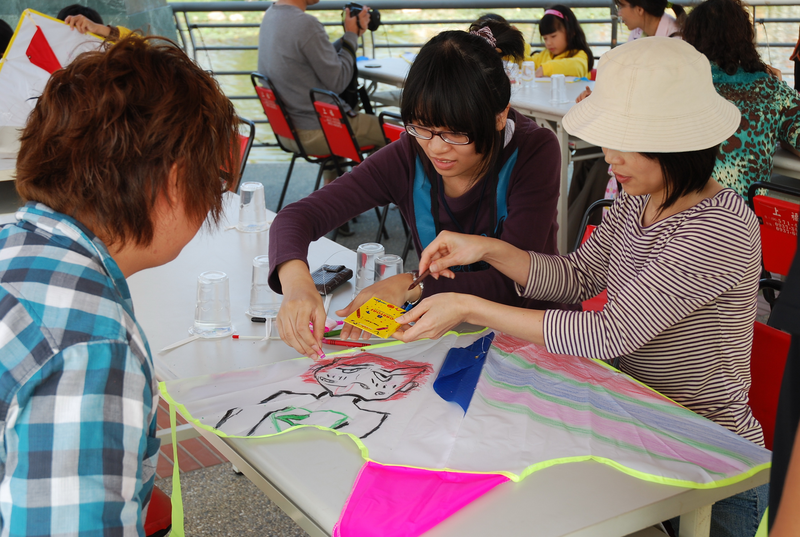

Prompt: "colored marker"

[232,334,265,340]
[321,338,367,348]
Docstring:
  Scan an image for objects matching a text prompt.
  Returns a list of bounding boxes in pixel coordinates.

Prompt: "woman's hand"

[336,272,418,340]
[418,230,493,280]
[275,260,325,359]
[64,14,110,37]
[392,293,474,342]
[576,86,592,103]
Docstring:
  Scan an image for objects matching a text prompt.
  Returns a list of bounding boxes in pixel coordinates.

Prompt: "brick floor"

[156,399,228,480]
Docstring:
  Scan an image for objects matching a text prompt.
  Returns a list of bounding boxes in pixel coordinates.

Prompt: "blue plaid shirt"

[0,203,159,537]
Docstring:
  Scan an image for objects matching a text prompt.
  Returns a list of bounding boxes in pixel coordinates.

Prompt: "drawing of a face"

[306,354,433,401]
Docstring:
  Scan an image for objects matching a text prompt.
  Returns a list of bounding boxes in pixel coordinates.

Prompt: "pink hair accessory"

[470,26,497,49]
[544,9,565,19]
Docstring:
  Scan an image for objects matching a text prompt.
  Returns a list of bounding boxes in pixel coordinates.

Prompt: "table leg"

[679,504,712,537]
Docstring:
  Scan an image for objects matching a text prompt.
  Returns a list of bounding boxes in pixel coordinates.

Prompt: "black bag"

[311,264,353,295]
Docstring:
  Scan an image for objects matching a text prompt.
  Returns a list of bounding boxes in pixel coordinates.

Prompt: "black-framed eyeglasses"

[405,124,473,145]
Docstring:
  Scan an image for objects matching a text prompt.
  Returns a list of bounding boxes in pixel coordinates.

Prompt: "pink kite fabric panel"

[333,462,508,537]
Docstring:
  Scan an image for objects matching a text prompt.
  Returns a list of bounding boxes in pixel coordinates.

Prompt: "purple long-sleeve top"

[268,109,568,310]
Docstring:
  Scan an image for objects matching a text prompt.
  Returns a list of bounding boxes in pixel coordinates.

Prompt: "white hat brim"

[563,95,741,153]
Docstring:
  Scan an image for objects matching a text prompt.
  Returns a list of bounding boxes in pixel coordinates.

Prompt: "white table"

[509,80,598,254]
[127,194,767,537]
[357,57,596,254]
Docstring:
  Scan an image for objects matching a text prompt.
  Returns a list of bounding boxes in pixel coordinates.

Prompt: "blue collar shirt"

[0,203,159,537]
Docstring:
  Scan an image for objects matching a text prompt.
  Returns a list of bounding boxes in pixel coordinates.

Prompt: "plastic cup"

[191,271,233,338]
[375,254,404,282]
[237,182,268,232]
[353,242,385,297]
[248,255,281,318]
[521,61,536,86]
[550,74,569,104]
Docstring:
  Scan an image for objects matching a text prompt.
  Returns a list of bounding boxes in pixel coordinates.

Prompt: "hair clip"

[544,9,565,19]
[470,26,497,49]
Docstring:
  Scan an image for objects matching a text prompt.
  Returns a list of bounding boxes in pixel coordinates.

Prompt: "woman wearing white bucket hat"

[393,37,766,536]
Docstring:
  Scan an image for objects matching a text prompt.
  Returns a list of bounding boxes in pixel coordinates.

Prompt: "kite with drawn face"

[213,353,432,438]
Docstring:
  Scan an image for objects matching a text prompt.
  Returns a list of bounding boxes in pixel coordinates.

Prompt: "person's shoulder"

[264,4,321,29]
[685,189,758,234]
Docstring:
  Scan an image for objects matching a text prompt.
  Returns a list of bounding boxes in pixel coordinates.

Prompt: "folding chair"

[237,116,255,181]
[747,181,800,306]
[378,111,404,144]
[749,318,791,450]
[310,87,387,241]
[251,73,335,211]
[574,198,614,312]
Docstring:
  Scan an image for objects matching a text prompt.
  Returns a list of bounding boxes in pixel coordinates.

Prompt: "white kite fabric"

[160,331,770,486]
[0,9,104,129]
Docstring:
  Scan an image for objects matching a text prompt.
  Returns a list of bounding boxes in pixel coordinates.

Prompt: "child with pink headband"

[532,5,594,78]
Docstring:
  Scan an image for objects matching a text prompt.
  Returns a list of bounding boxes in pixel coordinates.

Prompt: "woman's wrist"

[403,271,424,308]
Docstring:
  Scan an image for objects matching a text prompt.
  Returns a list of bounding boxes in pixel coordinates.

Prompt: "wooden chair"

[749,319,792,450]
[574,198,614,312]
[310,87,387,241]
[251,73,335,211]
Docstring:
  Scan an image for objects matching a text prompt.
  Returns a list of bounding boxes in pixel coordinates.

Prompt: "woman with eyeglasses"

[268,29,565,359]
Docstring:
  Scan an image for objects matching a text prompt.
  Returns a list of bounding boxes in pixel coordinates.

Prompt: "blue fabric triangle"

[433,332,495,413]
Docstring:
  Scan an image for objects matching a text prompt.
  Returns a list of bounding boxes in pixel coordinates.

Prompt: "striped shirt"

[0,203,159,537]
[518,189,763,444]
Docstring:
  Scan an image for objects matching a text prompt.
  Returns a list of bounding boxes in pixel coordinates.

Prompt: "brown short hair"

[16,34,240,247]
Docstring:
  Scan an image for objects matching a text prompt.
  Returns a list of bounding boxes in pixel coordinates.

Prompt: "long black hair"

[401,30,510,186]
[538,5,594,71]
[683,0,766,75]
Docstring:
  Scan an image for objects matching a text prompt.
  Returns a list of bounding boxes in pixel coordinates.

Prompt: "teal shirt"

[711,64,800,197]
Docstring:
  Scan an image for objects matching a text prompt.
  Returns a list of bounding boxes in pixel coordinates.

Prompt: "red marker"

[321,338,367,348]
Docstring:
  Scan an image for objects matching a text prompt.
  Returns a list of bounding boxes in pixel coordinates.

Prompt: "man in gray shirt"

[258,0,385,183]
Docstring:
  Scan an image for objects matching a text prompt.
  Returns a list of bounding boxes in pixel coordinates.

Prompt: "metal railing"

[169,0,800,147]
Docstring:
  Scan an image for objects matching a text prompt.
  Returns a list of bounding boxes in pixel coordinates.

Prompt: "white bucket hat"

[563,37,741,153]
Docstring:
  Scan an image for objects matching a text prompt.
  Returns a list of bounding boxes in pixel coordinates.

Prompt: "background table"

[127,194,767,537]
[510,80,599,254]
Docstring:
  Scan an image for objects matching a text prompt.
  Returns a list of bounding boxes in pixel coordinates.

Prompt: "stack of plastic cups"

[353,243,385,297]
[191,271,233,337]
[375,254,404,282]
[248,255,282,318]
[237,182,268,232]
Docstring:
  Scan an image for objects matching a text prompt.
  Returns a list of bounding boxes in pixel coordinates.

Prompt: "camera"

[344,2,381,32]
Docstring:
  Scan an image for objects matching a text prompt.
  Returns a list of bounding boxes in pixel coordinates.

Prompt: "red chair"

[310,87,387,241]
[144,485,171,537]
[237,116,255,181]
[251,73,335,211]
[378,111,404,144]
[749,319,792,450]
[574,199,614,312]
[747,181,800,281]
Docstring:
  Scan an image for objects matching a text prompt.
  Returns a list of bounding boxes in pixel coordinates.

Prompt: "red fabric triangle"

[334,461,508,537]
[26,26,62,74]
